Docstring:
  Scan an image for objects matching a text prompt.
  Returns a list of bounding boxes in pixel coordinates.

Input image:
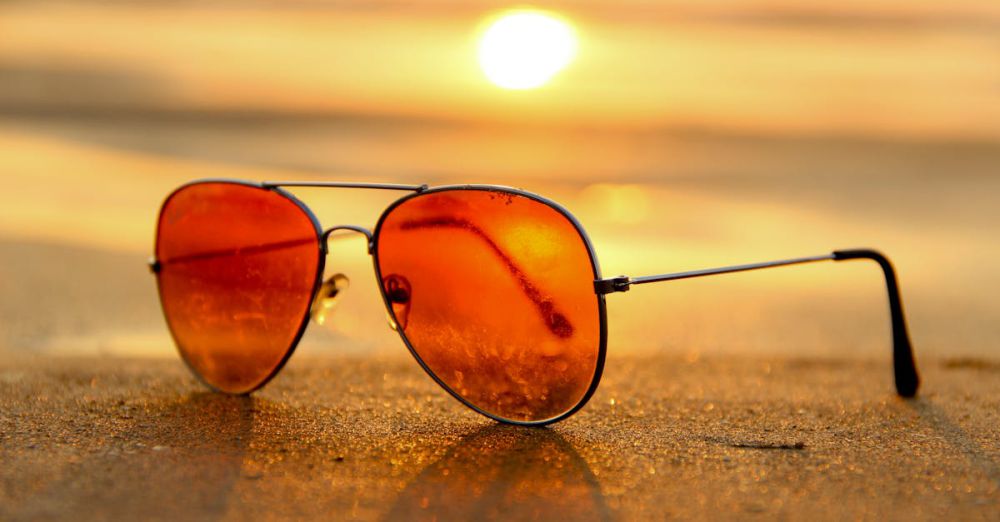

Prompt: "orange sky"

[2,1,999,139]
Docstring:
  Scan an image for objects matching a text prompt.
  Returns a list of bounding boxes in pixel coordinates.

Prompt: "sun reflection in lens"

[478,10,577,90]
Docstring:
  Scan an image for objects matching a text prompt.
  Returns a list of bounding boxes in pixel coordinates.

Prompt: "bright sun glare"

[478,11,577,90]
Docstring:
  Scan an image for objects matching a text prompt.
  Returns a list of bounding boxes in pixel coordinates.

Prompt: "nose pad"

[311,273,351,326]
[382,274,411,331]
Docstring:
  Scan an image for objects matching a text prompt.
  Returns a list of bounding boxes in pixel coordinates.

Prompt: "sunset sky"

[2,0,999,138]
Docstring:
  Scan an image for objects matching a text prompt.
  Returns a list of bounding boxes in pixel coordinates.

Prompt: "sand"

[1,353,997,521]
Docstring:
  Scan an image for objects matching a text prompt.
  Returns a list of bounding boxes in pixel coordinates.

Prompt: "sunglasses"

[150,179,920,426]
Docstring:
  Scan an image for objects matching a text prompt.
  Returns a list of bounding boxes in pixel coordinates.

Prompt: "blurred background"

[1,0,998,363]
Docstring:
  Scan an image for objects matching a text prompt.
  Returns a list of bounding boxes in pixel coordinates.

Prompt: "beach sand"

[1,353,998,520]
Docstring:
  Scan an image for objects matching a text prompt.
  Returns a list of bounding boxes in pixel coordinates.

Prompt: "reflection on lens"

[376,188,602,423]
[156,182,321,393]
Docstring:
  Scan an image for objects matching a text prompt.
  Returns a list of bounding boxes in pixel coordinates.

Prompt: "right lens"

[375,188,603,424]
[155,182,322,394]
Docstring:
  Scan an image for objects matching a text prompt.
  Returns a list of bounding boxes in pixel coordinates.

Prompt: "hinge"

[594,276,631,295]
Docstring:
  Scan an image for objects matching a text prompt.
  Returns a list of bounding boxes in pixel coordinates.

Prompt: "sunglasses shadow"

[383,424,612,521]
[15,392,257,521]
[904,398,1000,487]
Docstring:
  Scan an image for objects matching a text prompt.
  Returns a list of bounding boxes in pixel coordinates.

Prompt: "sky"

[2,0,999,139]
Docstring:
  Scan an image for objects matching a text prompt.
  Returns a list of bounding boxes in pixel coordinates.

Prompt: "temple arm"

[594,249,920,397]
[149,238,316,272]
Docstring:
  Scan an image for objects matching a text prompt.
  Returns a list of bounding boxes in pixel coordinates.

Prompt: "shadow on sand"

[907,398,1000,489]
[384,424,612,521]
[16,392,257,520]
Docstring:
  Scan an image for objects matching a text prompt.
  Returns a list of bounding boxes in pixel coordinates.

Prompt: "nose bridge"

[322,225,374,255]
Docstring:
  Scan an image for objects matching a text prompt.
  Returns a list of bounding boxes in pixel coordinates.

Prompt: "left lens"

[375,188,603,423]
[155,182,321,394]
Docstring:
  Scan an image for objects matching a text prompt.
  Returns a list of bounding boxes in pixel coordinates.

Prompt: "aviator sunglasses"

[150,180,921,425]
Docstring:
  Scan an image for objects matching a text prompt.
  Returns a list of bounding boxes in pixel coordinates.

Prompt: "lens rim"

[154,179,326,395]
[371,185,608,426]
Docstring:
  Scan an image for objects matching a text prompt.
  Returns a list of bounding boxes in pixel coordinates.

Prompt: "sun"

[478,10,577,90]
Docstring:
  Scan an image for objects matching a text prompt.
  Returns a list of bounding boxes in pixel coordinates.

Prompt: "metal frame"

[151,178,920,425]
[593,254,835,293]
[594,250,919,397]
[262,181,428,192]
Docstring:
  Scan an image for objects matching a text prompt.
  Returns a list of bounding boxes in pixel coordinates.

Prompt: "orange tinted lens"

[155,182,321,393]
[376,189,602,423]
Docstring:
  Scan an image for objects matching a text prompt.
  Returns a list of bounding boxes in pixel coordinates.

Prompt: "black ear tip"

[836,249,922,401]
[897,383,919,398]
[895,370,920,397]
